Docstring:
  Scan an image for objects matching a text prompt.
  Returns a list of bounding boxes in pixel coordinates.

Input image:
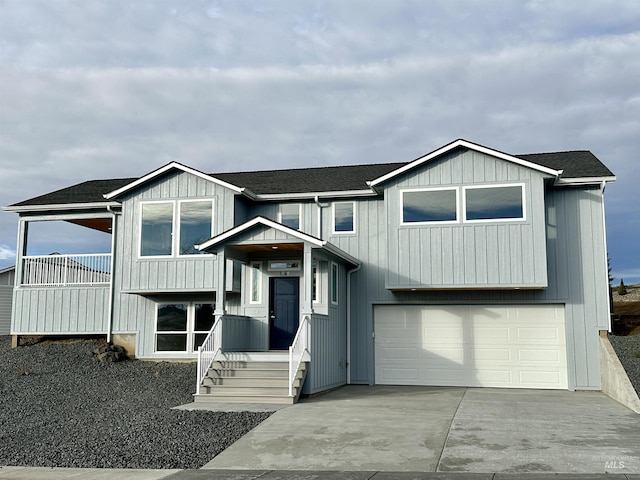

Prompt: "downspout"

[599,181,612,332]
[314,195,329,239]
[346,263,361,384]
[106,205,120,343]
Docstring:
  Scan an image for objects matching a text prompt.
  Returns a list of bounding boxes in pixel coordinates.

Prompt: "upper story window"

[333,202,355,234]
[179,200,214,255]
[141,202,174,256]
[401,188,458,224]
[140,199,214,257]
[463,184,525,222]
[279,204,300,230]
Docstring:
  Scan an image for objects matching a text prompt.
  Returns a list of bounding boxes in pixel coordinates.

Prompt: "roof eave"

[554,175,617,186]
[2,202,121,214]
[254,189,378,201]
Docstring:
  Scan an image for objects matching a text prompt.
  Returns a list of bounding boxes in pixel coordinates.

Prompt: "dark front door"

[269,277,300,350]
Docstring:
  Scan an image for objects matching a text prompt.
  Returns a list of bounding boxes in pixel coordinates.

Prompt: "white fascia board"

[103,162,243,199]
[368,139,562,187]
[2,202,121,213]
[0,265,15,274]
[196,216,324,251]
[255,189,377,201]
[554,176,617,186]
[322,242,361,267]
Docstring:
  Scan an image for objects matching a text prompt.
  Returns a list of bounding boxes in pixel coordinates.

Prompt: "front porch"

[194,313,312,404]
[192,217,360,404]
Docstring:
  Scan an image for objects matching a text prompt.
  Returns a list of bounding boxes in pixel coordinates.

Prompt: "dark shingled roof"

[7,149,614,209]
[215,162,405,195]
[515,151,614,179]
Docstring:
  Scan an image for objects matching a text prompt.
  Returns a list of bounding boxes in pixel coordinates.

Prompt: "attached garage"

[374,304,567,389]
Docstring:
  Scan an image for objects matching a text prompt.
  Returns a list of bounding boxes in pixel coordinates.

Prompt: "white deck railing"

[196,315,223,395]
[289,315,311,397]
[22,254,111,286]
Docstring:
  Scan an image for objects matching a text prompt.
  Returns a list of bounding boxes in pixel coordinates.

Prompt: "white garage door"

[374,305,567,389]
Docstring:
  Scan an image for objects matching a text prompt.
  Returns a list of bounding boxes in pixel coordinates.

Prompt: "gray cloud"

[0,0,638,281]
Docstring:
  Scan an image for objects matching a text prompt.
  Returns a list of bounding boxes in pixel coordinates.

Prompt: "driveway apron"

[204,385,463,472]
[203,385,640,474]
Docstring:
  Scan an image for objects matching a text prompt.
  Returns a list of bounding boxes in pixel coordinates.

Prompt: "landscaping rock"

[0,337,271,469]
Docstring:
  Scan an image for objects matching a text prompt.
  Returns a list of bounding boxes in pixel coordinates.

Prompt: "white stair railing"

[196,315,223,395]
[289,315,310,397]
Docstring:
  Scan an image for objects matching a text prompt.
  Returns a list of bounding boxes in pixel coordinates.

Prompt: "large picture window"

[155,303,215,353]
[140,199,214,257]
[141,202,174,256]
[464,184,525,221]
[333,202,355,233]
[402,189,458,224]
[179,200,213,255]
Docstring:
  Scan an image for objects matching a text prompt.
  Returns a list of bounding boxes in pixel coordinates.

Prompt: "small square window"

[279,204,300,230]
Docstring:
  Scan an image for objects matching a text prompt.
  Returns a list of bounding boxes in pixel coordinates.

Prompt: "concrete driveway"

[203,385,640,474]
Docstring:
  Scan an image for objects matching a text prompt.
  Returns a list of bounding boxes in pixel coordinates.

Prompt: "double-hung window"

[140,199,214,257]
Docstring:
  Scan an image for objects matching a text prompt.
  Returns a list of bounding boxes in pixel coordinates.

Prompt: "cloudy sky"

[0,0,638,283]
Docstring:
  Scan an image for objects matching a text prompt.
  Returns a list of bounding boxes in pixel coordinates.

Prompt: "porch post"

[301,244,314,316]
[14,218,28,286]
[215,248,227,316]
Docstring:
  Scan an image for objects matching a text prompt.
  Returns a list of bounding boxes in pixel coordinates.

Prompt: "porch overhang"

[196,216,360,267]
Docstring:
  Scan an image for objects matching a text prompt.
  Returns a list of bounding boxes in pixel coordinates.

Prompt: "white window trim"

[278,203,302,230]
[154,302,215,354]
[139,200,176,258]
[312,259,319,304]
[331,262,339,305]
[176,199,215,257]
[249,262,262,304]
[332,201,356,234]
[139,198,215,259]
[400,187,460,226]
[462,183,526,223]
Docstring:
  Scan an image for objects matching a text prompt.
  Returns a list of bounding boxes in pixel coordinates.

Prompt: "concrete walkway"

[204,386,640,474]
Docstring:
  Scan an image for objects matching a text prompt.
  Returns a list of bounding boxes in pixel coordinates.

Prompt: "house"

[3,139,616,403]
[0,266,15,335]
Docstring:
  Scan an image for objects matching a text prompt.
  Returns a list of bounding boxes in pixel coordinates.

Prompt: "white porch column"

[301,243,314,316]
[14,218,28,286]
[215,248,227,316]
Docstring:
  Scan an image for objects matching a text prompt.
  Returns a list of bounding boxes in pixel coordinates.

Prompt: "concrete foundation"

[112,333,137,358]
[599,331,640,413]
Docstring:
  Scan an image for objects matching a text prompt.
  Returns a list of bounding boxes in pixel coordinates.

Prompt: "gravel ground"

[609,333,640,394]
[0,337,271,469]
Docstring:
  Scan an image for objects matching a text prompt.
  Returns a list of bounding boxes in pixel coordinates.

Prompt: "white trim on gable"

[368,139,562,188]
[196,216,360,267]
[103,162,244,200]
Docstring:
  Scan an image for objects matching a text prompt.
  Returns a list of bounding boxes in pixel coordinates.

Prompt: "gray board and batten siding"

[384,149,550,289]
[0,267,15,335]
[323,150,609,391]
[110,170,240,358]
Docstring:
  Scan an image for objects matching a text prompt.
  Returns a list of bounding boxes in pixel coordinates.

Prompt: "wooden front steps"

[194,352,308,405]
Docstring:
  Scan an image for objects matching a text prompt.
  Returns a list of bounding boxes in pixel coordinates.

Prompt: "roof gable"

[197,216,360,266]
[368,139,562,188]
[103,162,244,200]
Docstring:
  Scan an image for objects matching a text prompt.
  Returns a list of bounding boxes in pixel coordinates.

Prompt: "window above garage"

[400,183,526,226]
[463,184,525,222]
